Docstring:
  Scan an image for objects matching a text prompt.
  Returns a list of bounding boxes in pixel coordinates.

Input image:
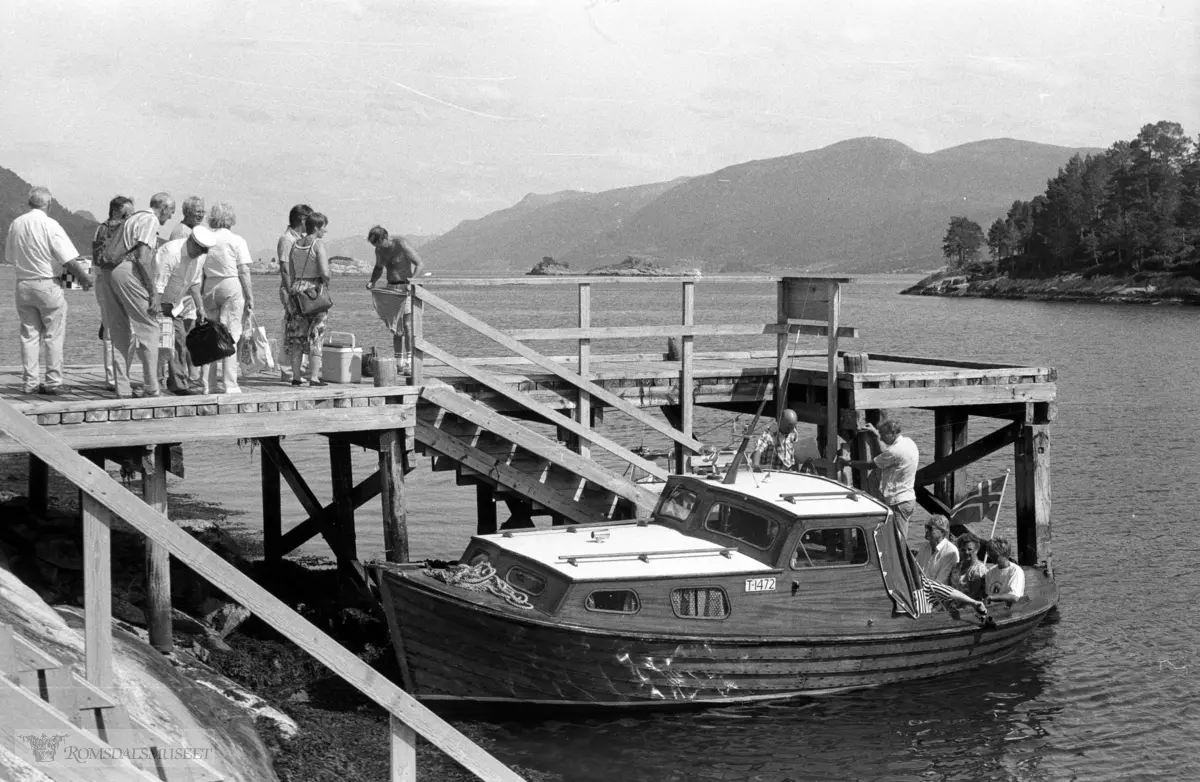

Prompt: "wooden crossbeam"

[415,288,704,452]
[258,438,356,568]
[416,421,608,526]
[417,342,669,481]
[277,470,385,555]
[914,421,1022,486]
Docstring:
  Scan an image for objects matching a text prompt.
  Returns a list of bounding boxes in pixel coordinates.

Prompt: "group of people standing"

[8,185,425,398]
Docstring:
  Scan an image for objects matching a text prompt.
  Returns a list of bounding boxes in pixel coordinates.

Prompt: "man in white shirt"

[5,187,93,395]
[168,196,206,241]
[156,226,216,394]
[95,191,174,397]
[916,515,959,584]
[983,537,1026,605]
[841,419,920,539]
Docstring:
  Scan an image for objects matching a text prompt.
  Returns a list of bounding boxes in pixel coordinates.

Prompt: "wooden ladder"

[0,622,225,782]
[417,386,660,525]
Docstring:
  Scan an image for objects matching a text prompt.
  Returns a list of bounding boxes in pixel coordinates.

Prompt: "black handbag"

[186,319,237,366]
[289,241,333,316]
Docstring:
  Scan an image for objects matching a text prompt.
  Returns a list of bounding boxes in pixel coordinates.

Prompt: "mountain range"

[0,166,98,263]
[417,137,1101,274]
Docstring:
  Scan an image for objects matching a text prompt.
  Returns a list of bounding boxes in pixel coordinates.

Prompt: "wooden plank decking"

[0,350,1055,454]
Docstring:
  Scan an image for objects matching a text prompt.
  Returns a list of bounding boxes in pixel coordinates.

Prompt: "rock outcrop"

[527,256,572,275]
[587,256,674,276]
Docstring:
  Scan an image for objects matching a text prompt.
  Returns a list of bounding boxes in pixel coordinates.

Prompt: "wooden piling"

[1014,424,1051,566]
[379,430,408,563]
[82,493,113,690]
[144,444,172,654]
[676,280,695,474]
[27,455,48,517]
[476,482,497,535]
[329,438,357,562]
[933,409,969,506]
[261,437,282,564]
[577,282,592,458]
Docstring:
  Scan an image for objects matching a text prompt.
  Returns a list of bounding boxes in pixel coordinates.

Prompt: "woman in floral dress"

[284,212,331,386]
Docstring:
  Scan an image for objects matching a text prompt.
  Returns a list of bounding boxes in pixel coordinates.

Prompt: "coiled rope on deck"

[422,561,534,610]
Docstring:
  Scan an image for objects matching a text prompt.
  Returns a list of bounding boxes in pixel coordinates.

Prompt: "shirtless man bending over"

[366,225,425,365]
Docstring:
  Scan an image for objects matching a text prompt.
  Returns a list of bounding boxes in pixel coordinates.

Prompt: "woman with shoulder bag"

[200,201,254,394]
[284,212,333,386]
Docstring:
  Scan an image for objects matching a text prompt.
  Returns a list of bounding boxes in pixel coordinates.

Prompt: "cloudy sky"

[2,0,1196,254]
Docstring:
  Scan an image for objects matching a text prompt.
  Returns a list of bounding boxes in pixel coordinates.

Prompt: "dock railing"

[409,276,856,473]
[0,399,525,782]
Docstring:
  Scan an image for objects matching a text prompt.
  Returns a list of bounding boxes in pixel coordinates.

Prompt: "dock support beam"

[1014,424,1051,566]
[28,455,48,517]
[262,437,282,564]
[576,282,591,458]
[933,409,969,507]
[676,280,695,474]
[144,444,172,654]
[329,438,357,561]
[476,482,496,535]
[379,429,409,563]
[82,491,113,691]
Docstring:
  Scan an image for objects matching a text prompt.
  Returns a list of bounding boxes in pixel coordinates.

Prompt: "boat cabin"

[458,472,906,632]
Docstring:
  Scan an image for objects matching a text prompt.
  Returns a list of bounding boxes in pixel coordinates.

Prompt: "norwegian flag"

[949,474,1009,527]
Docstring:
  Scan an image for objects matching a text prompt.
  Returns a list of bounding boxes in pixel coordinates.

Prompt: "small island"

[587,256,675,276]
[904,120,1200,306]
[527,255,572,275]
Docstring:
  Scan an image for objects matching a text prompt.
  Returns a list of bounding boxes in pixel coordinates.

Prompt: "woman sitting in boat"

[983,537,1026,606]
[949,532,990,600]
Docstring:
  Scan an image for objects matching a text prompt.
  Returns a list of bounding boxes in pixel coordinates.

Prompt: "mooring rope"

[422,561,534,610]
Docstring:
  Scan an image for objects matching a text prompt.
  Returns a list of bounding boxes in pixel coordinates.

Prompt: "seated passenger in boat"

[949,532,990,600]
[915,515,959,584]
[983,537,1026,605]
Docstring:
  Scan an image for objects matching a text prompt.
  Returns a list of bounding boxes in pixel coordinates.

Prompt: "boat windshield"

[658,485,698,522]
[703,502,780,551]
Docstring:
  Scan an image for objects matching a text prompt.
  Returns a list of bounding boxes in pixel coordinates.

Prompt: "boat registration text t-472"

[744,577,776,593]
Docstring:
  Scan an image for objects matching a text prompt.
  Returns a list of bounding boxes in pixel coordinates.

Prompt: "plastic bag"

[186,319,236,366]
[237,311,275,375]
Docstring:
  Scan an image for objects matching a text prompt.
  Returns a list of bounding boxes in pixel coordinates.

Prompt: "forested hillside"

[0,165,98,263]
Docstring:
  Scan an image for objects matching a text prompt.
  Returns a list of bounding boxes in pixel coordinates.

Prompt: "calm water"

[6,273,1199,780]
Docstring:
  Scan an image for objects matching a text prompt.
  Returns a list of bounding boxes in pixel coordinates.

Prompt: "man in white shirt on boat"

[916,515,959,584]
[983,537,1025,605]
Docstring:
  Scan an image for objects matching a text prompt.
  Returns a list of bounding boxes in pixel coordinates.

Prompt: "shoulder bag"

[289,240,333,317]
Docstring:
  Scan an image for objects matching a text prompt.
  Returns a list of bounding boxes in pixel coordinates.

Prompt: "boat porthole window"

[505,567,547,596]
[658,486,698,522]
[586,590,640,614]
[791,528,869,568]
[703,503,780,550]
[670,587,730,619]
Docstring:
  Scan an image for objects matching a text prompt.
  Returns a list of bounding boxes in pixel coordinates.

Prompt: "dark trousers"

[165,316,195,392]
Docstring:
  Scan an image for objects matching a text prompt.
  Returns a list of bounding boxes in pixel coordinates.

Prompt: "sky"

[1,0,1197,255]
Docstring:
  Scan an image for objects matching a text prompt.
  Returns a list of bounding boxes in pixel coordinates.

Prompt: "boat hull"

[375,565,1058,708]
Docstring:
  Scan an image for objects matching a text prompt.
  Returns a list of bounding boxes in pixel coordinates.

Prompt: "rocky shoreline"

[0,454,554,782]
[902,270,1200,305]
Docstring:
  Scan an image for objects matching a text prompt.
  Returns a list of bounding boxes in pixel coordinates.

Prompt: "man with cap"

[916,515,960,584]
[750,409,803,471]
[156,225,216,395]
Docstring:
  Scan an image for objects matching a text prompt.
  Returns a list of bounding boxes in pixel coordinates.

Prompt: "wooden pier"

[0,276,1056,781]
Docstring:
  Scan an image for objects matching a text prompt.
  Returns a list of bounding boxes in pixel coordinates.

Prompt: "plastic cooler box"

[321,332,363,383]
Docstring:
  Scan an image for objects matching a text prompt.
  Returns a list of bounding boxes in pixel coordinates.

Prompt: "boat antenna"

[721,324,802,484]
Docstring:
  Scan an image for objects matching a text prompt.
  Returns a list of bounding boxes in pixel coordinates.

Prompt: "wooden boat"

[372,470,1058,708]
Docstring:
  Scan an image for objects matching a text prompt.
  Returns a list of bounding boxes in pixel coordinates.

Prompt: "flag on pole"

[949,474,1008,527]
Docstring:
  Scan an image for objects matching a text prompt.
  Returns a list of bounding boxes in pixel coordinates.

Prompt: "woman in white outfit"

[201,202,254,394]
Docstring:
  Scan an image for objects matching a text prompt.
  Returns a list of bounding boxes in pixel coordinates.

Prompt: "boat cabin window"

[671,587,730,619]
[790,527,869,568]
[586,589,640,614]
[658,486,698,522]
[505,566,547,596]
[703,503,780,551]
